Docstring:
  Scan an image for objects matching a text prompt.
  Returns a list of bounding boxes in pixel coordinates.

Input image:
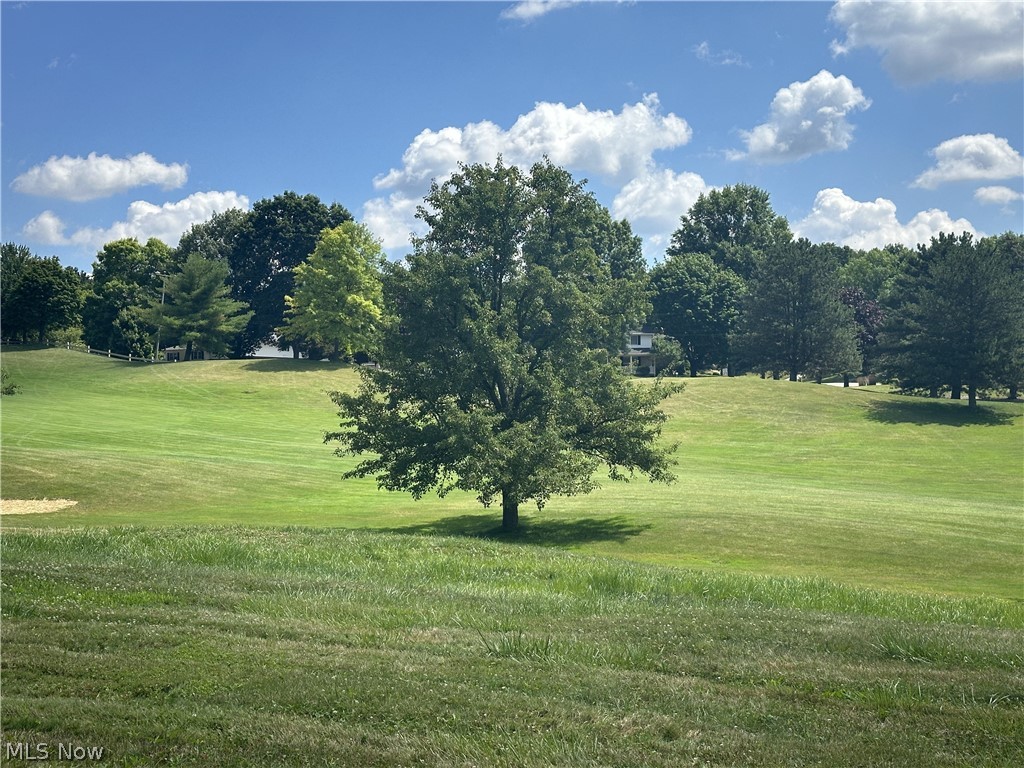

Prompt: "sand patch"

[1,499,79,515]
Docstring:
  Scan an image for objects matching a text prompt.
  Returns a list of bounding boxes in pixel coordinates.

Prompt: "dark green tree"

[668,184,792,281]
[144,254,253,361]
[327,160,677,530]
[175,208,248,263]
[880,232,1023,407]
[0,244,84,343]
[228,192,351,356]
[649,334,688,376]
[82,238,175,357]
[988,233,1024,399]
[650,252,744,375]
[1,243,33,331]
[733,239,860,382]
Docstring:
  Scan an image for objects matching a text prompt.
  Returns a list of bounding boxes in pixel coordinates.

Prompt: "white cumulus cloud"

[830,0,1024,84]
[375,95,691,193]
[731,70,870,163]
[913,134,1024,189]
[21,210,70,245]
[611,168,711,252]
[22,191,250,250]
[361,192,428,251]
[11,152,188,202]
[974,185,1023,206]
[793,187,977,250]
[364,95,693,253]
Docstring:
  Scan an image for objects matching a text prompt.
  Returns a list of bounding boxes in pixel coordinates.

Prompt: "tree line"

[1,192,381,362]
[650,184,1022,407]
[3,173,1022,407]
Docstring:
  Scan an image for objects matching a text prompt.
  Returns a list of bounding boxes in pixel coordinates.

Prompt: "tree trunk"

[185,340,194,361]
[501,493,519,530]
[1009,383,1019,401]
[968,383,977,408]
[951,380,962,400]
[843,373,851,387]
[789,371,798,382]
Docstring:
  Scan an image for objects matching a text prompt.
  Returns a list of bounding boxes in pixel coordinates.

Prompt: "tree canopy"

[650,252,744,375]
[879,232,1023,406]
[1,243,84,343]
[327,160,676,529]
[732,239,860,382]
[668,184,792,281]
[144,253,253,361]
[228,192,351,356]
[82,237,176,357]
[279,222,385,361]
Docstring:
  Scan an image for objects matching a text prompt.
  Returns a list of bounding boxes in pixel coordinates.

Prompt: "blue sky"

[3,0,1022,273]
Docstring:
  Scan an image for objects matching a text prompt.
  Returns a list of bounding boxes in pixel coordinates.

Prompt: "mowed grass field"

[1,346,1021,598]
[1,346,1023,766]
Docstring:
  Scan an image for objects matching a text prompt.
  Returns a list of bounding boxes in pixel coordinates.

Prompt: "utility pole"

[154,273,166,361]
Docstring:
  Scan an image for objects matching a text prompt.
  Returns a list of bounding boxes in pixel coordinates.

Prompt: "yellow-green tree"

[278,222,385,361]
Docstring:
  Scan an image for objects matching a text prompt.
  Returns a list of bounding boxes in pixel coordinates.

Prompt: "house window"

[630,334,642,347]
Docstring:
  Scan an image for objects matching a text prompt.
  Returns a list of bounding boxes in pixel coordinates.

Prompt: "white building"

[623,330,657,375]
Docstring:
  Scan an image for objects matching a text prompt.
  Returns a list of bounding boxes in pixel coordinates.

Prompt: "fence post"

[108,349,111,358]
[129,353,133,362]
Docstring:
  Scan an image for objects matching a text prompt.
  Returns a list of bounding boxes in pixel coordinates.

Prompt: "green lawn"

[2,346,1021,598]
[1,527,1022,767]
[1,347,1022,766]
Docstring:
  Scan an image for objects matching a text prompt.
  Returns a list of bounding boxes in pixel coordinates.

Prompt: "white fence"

[60,342,164,363]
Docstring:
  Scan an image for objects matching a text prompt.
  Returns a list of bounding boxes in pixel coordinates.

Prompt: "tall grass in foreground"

[2,527,1022,767]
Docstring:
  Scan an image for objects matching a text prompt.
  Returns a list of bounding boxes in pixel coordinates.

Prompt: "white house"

[623,329,657,375]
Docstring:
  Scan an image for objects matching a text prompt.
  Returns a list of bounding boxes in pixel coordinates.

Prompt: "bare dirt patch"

[1,499,79,515]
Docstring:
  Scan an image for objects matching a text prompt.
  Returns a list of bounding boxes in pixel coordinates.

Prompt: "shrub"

[1,368,20,396]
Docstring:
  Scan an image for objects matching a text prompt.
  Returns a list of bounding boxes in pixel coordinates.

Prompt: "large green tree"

[175,208,248,264]
[144,254,252,361]
[732,239,860,382]
[278,221,385,361]
[0,244,84,343]
[879,232,1023,407]
[668,184,792,281]
[82,238,176,357]
[1,243,33,323]
[649,252,744,375]
[988,233,1024,399]
[327,160,676,530]
[228,192,351,356]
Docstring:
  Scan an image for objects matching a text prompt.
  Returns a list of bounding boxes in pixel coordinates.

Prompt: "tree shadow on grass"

[241,359,352,373]
[863,398,1019,427]
[369,513,652,548]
